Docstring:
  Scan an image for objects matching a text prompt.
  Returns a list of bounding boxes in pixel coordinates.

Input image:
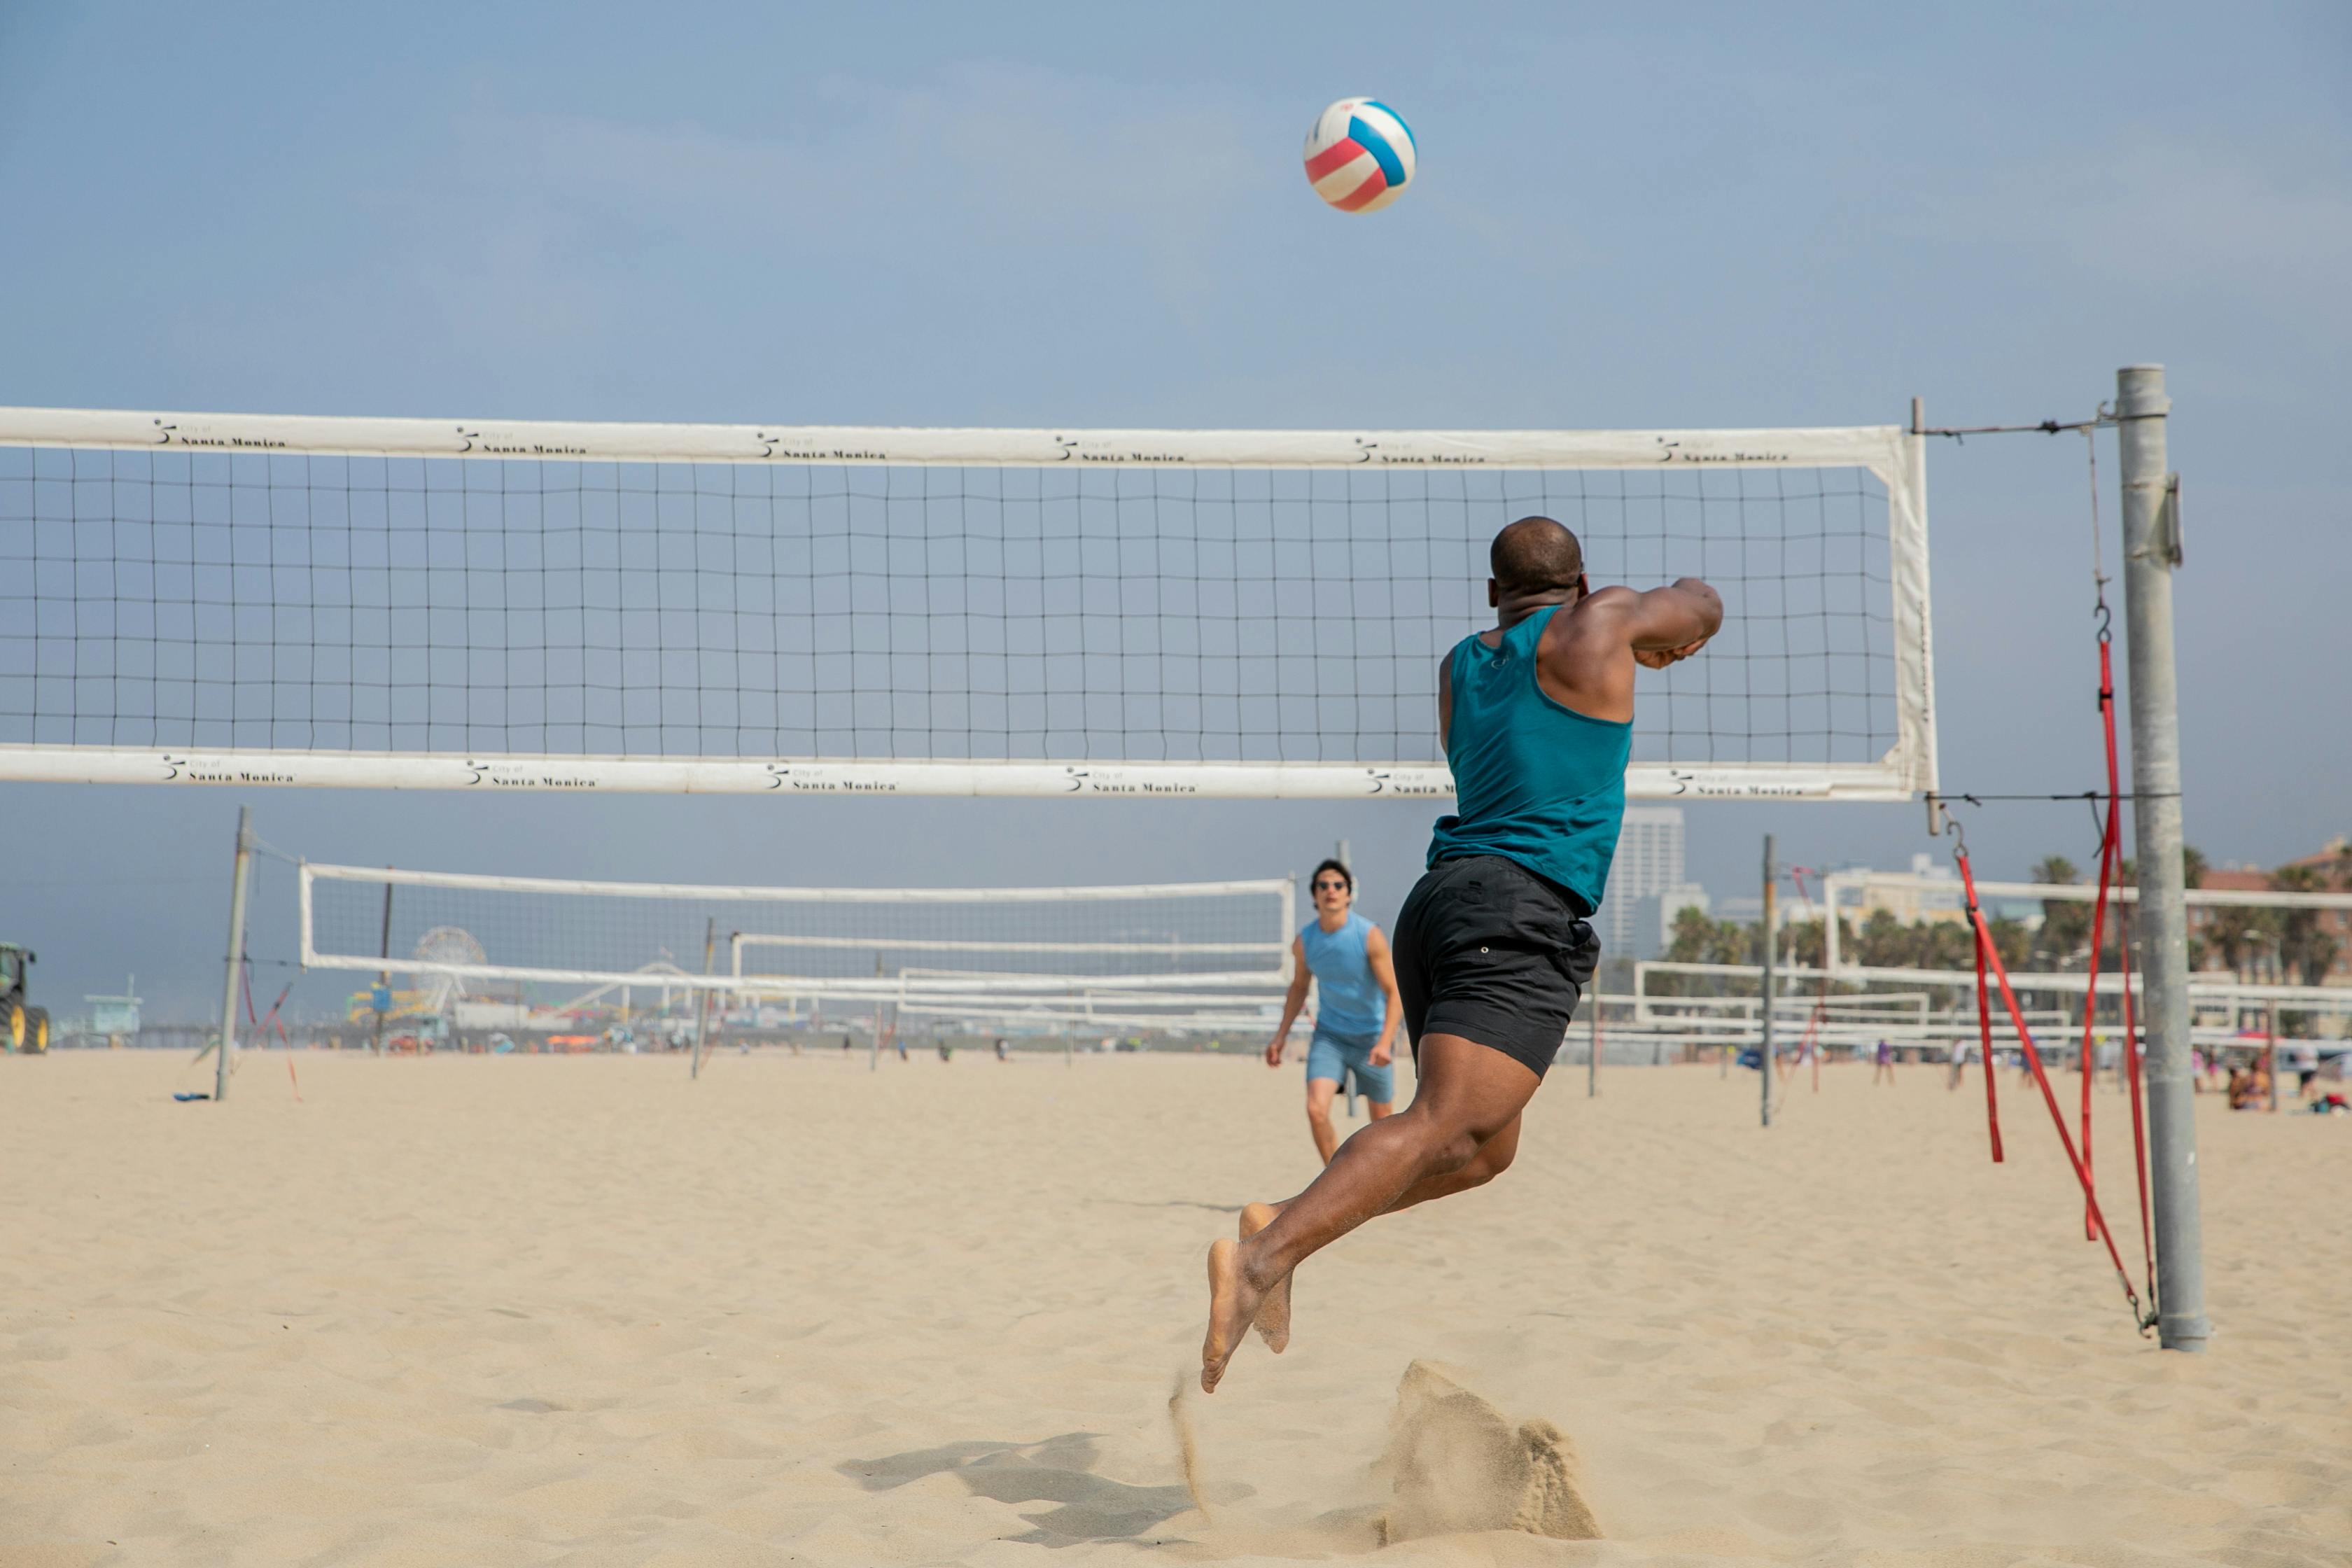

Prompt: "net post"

[214,806,254,1101]
[2117,363,2208,1352]
[690,917,716,1079]
[1760,834,1777,1128]
[372,868,393,1056]
[1587,984,1599,1098]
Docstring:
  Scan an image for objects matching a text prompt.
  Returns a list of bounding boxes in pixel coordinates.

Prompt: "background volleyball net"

[0,407,1934,800]
[299,863,1296,1035]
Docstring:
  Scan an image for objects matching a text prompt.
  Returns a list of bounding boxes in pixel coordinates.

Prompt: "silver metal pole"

[1587,984,1599,1098]
[1760,834,1776,1128]
[2117,363,2208,1352]
[690,917,716,1079]
[214,806,254,1102]
[372,869,393,1056]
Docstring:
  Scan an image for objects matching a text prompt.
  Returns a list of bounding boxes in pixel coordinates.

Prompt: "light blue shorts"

[1306,1027,1394,1104]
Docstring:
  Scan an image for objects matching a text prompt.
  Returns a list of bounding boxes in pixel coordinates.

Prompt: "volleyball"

[1303,97,1415,213]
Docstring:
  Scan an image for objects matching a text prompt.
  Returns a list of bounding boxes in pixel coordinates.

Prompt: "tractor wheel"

[2,999,22,1052]
[24,1008,48,1055]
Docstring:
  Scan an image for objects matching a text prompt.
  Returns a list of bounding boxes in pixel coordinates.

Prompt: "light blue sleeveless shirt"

[1427,603,1633,914]
[1301,911,1384,1037]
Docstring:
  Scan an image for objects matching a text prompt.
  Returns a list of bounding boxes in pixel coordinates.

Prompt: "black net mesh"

[1,449,1894,767]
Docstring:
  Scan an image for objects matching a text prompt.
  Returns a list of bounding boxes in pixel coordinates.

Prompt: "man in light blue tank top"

[1206,517,1721,1392]
[1264,858,1406,1164]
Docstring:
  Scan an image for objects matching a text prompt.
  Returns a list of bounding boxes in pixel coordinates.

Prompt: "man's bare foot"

[1238,1202,1292,1354]
[1201,1238,1262,1393]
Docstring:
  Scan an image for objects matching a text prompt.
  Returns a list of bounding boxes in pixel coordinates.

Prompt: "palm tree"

[2202,906,2281,982]
[2031,855,2090,969]
[2273,864,2342,990]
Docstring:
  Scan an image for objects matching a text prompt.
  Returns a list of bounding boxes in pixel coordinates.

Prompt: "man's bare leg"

[1305,1077,1342,1164]
[1240,1093,1417,1352]
[1203,1036,1538,1392]
[1238,1200,1289,1351]
[1380,1112,1518,1214]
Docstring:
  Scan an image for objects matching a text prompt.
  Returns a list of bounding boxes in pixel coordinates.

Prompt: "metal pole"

[690,916,716,1079]
[372,869,393,1056]
[870,952,882,1072]
[1587,984,1599,1098]
[214,806,254,1101]
[2117,363,2208,1352]
[2265,1004,2278,1114]
[1760,834,1776,1128]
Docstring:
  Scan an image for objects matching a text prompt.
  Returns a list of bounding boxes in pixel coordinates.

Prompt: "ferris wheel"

[411,925,486,1016]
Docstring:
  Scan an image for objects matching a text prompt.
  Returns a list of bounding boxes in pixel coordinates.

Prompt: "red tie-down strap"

[1963,882,2004,1163]
[1954,843,2152,1331]
[2082,625,2157,1303]
[2076,634,2122,1238]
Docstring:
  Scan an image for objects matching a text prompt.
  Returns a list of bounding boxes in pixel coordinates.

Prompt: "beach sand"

[4,1049,2346,1565]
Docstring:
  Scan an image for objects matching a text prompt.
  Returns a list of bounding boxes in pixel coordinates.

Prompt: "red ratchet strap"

[1964,883,2004,1162]
[2115,894,2153,1303]
[1956,845,2151,1331]
[2087,615,2157,1302]
[2076,634,2120,1238]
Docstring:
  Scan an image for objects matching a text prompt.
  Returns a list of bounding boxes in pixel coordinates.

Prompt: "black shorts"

[1392,855,1601,1080]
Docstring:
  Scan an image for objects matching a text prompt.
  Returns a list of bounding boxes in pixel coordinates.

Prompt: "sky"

[1,1,2346,1019]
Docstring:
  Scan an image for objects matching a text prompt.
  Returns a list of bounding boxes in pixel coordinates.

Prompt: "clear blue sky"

[2,2,2346,1016]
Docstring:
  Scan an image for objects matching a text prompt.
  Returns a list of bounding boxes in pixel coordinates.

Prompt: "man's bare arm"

[1266,935,1312,1067]
[1541,578,1725,720]
[1436,651,1453,751]
[1620,578,1723,658]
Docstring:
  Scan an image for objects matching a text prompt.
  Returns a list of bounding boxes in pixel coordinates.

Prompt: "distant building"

[1603,808,1686,958]
[1830,852,1965,927]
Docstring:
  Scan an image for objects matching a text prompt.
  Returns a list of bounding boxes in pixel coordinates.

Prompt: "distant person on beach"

[1872,1039,1896,1085]
[1202,515,1719,1392]
[1264,858,1407,1164]
[995,1037,1009,1063]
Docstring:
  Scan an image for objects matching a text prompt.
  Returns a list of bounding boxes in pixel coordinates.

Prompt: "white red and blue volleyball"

[1303,97,1415,213]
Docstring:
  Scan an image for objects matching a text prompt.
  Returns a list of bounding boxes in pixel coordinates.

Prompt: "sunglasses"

[1312,879,1350,891]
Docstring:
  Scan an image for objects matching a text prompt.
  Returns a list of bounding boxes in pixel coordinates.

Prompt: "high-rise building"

[1604,807,1688,958]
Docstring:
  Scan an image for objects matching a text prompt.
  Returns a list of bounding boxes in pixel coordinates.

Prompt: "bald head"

[1490,516,1585,597]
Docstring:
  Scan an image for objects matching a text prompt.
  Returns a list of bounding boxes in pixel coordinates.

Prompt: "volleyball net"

[300,862,1296,1033]
[0,407,1934,801]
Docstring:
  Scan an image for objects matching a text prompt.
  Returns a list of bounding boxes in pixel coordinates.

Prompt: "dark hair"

[1310,858,1353,893]
[1490,515,1585,594]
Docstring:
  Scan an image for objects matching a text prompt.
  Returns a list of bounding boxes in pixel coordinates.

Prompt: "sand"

[4,1048,2347,1566]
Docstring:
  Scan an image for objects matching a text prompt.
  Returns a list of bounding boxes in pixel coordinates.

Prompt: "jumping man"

[1264,859,1407,1164]
[1204,516,1721,1390]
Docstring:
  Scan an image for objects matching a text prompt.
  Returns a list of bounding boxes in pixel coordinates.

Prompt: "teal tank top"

[1299,911,1383,1036]
[1427,604,1632,914]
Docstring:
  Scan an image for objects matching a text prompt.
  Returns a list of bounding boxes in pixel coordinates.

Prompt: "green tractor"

[1,945,48,1054]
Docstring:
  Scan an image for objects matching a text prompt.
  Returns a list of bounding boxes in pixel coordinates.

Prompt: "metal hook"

[1931,794,1969,861]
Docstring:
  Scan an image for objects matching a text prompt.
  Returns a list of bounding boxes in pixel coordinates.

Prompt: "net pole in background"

[2116,363,2208,1352]
[214,806,253,1101]
[1760,834,1777,1129]
[372,872,393,1057]
[690,917,716,1080]
[1337,839,1357,1121]
[1587,987,1599,1099]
